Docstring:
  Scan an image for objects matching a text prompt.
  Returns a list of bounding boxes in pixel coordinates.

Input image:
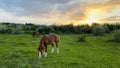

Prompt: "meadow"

[0,33,120,68]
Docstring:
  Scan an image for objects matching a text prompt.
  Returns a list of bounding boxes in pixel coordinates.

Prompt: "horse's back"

[48,33,60,42]
[41,34,60,44]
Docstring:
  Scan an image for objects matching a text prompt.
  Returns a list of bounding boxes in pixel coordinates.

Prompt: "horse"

[33,32,39,38]
[38,33,60,59]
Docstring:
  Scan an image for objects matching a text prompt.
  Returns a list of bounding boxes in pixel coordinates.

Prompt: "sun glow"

[81,9,102,25]
[83,19,98,25]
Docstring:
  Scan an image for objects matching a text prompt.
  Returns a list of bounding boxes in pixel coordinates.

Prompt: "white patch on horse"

[51,47,54,53]
[57,48,59,54]
[39,51,41,59]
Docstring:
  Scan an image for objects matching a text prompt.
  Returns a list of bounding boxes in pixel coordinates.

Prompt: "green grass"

[0,33,120,68]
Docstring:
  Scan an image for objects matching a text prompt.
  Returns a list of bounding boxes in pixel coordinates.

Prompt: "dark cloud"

[0,0,73,16]
[0,0,51,16]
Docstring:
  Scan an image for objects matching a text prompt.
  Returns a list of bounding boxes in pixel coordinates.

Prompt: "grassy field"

[0,33,120,68]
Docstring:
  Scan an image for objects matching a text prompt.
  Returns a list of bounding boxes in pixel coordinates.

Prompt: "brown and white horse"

[38,33,60,58]
[33,32,39,38]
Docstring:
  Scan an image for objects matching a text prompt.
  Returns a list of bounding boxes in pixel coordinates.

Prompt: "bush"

[77,35,86,42]
[80,26,92,33]
[37,26,55,34]
[92,26,106,36]
[113,30,120,42]
[0,26,8,34]
[103,26,110,33]
[7,28,12,34]
[12,26,23,34]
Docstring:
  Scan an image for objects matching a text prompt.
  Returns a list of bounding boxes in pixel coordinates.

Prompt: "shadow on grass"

[0,40,5,43]
[107,39,120,43]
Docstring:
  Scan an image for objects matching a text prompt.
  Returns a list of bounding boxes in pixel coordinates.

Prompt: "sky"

[0,0,120,25]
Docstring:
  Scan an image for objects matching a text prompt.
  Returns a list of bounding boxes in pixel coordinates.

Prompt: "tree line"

[0,22,120,35]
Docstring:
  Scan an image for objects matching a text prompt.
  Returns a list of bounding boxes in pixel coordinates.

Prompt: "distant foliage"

[77,35,86,42]
[0,22,120,34]
[7,28,12,34]
[104,24,120,31]
[0,26,8,34]
[103,26,110,33]
[37,25,55,34]
[58,24,75,34]
[12,26,23,34]
[92,26,106,36]
[113,30,120,42]
[80,25,92,33]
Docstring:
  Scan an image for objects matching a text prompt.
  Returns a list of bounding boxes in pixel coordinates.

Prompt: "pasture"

[0,33,120,68]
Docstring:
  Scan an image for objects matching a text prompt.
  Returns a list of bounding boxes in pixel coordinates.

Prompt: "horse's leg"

[42,47,45,56]
[51,43,54,53]
[56,42,59,54]
[38,51,41,59]
[44,45,47,57]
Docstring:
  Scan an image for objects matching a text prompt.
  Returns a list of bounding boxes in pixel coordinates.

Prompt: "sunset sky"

[0,0,120,25]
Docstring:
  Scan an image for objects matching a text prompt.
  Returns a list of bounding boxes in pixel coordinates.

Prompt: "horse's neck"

[38,41,44,51]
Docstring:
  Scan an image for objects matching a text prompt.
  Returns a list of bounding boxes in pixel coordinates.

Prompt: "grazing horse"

[38,33,60,58]
[33,32,39,38]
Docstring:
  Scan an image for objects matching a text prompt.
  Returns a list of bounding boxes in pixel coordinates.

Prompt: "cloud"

[0,0,119,25]
[84,0,120,12]
[0,0,73,16]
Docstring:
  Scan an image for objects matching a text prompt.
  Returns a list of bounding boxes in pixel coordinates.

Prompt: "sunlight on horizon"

[74,9,103,26]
